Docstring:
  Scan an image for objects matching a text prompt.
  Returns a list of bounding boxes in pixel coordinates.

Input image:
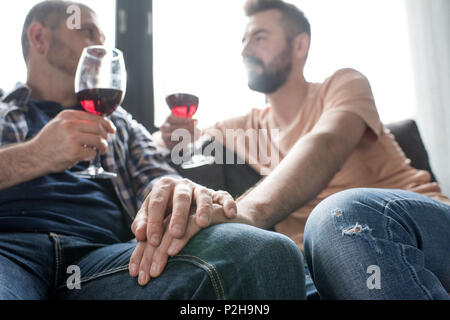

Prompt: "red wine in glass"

[77,88,123,116]
[73,45,126,180]
[165,92,214,168]
[166,93,199,118]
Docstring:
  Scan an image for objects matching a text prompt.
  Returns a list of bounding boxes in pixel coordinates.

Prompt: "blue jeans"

[0,223,305,300]
[304,188,450,300]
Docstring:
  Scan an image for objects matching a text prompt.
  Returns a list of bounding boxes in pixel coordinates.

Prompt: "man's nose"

[92,32,106,46]
[241,37,253,58]
[241,42,250,58]
[92,37,104,46]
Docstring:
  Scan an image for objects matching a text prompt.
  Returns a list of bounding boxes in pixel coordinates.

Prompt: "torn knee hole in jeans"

[330,209,371,235]
[342,223,371,236]
[331,209,343,217]
[341,223,382,254]
[330,209,383,254]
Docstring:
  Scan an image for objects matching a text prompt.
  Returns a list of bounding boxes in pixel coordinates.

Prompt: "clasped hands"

[31,110,236,286]
[129,176,237,286]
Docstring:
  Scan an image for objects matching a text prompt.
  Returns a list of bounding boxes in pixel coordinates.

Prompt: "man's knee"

[183,223,306,299]
[304,188,384,245]
[189,223,303,264]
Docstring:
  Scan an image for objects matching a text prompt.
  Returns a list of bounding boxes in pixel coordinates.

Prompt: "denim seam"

[169,257,224,300]
[0,284,24,300]
[57,264,130,289]
[176,254,226,300]
[384,207,393,242]
[382,200,434,300]
[56,256,225,300]
[399,244,433,300]
[382,199,419,243]
[383,197,450,213]
[49,233,62,293]
[67,259,225,300]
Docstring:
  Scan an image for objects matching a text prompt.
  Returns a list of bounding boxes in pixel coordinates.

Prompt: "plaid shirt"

[0,83,181,225]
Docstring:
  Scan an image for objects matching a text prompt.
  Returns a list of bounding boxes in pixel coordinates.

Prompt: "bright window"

[1,1,416,128]
[0,0,115,93]
[153,0,416,128]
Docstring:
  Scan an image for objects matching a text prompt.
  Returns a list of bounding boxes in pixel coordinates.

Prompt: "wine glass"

[73,45,127,179]
[165,93,214,169]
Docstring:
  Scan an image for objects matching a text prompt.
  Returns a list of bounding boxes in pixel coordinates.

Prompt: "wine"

[166,93,199,118]
[77,88,123,116]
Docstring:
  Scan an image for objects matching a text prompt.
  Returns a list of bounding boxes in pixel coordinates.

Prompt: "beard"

[47,33,80,77]
[244,44,293,94]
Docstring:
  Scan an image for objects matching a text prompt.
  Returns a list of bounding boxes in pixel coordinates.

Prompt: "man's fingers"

[78,144,97,162]
[161,123,197,147]
[146,178,174,247]
[169,180,194,238]
[167,215,201,257]
[76,133,108,155]
[132,205,148,241]
[161,122,197,134]
[223,198,238,218]
[213,190,237,219]
[193,187,214,228]
[166,114,196,126]
[145,214,194,279]
[162,116,197,136]
[149,227,173,278]
[129,241,145,278]
[131,214,202,282]
[131,217,171,285]
[77,120,109,140]
[59,110,116,134]
[137,242,156,286]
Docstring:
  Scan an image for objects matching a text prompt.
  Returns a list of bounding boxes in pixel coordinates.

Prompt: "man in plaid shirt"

[0,1,305,299]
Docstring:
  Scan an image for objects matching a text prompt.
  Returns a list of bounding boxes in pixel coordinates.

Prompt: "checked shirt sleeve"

[111,108,181,214]
[0,104,28,147]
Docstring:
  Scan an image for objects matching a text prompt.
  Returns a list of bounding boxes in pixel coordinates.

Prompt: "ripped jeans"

[0,223,306,299]
[304,188,450,300]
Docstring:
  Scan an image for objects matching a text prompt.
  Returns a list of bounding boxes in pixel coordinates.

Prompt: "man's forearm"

[0,141,47,190]
[235,132,346,229]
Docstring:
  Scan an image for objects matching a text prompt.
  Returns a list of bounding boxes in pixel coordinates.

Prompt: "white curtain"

[405,0,450,196]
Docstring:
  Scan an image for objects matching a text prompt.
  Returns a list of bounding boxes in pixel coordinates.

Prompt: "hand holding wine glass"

[27,109,115,177]
[165,93,214,169]
[73,45,127,179]
[159,114,199,150]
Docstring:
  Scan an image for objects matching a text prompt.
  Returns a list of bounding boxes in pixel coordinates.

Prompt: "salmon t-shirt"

[204,68,450,250]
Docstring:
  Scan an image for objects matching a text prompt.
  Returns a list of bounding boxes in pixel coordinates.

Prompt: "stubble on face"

[46,29,80,77]
[245,41,293,94]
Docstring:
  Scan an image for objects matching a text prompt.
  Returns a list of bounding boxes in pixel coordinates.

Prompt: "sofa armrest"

[385,119,436,182]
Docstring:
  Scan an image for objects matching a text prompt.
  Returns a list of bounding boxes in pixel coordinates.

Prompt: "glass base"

[180,155,215,169]
[73,166,117,179]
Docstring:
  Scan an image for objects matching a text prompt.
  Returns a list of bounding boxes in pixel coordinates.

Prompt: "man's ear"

[28,22,51,56]
[293,32,310,61]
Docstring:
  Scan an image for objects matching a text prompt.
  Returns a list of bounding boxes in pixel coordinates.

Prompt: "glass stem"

[93,149,102,173]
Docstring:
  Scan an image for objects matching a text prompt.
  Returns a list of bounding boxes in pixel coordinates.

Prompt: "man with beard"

[152,0,450,299]
[0,0,307,299]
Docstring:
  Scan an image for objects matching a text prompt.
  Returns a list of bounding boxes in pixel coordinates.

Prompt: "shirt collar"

[1,82,31,106]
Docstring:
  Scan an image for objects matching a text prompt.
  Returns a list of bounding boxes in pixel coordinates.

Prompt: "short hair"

[21,0,93,62]
[244,0,311,40]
